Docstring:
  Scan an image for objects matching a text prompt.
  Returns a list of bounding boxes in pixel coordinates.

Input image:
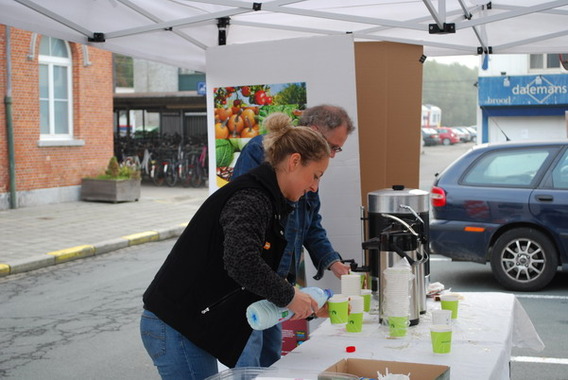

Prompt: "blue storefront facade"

[478,74,568,143]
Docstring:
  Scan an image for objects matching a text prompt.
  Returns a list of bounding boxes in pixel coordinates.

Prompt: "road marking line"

[512,356,568,365]
[46,245,96,263]
[0,263,10,276]
[122,231,159,246]
[515,294,568,301]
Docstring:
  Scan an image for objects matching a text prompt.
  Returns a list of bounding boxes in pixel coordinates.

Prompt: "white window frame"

[38,37,74,143]
[528,53,567,73]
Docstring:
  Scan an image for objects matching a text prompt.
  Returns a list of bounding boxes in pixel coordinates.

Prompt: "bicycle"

[138,148,159,185]
[150,144,173,187]
[187,144,208,188]
[164,149,178,187]
[175,144,193,188]
[154,150,177,187]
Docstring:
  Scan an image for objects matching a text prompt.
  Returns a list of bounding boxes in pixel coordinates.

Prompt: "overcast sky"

[430,55,480,69]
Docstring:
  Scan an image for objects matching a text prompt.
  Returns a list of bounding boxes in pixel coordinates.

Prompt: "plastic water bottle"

[246,287,334,330]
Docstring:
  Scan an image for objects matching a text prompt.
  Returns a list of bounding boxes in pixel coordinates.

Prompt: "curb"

[0,223,187,277]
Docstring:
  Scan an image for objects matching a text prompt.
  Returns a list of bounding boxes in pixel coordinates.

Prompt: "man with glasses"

[231,104,356,368]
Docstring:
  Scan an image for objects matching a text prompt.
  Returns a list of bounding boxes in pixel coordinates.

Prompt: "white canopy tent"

[1,0,568,71]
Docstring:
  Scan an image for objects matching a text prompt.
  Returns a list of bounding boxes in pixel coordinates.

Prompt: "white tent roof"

[1,0,567,71]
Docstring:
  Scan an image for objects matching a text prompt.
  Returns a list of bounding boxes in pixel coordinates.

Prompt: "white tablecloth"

[273,292,544,380]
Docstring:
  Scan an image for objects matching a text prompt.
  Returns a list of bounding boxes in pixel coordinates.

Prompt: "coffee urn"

[361,185,430,326]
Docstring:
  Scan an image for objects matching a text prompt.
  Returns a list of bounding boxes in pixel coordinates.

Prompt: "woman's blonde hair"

[262,113,330,166]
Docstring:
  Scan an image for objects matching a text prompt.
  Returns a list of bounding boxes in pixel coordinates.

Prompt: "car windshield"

[462,147,553,187]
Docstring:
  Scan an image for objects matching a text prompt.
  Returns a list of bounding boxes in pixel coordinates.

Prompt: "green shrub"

[95,156,140,180]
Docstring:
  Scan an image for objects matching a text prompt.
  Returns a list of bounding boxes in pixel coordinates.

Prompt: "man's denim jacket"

[231,135,341,281]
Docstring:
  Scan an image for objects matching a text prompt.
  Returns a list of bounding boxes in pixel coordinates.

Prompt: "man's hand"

[329,261,350,278]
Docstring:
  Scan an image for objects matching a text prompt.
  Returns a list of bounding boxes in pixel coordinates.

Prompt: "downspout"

[4,26,17,208]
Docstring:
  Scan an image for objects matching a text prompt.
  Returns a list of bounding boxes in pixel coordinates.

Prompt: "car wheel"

[442,138,450,146]
[490,228,558,291]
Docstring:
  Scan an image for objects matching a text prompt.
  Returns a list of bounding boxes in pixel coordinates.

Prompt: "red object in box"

[281,319,309,356]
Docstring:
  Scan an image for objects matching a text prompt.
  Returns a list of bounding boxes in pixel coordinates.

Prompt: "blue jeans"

[140,309,218,380]
[235,324,282,367]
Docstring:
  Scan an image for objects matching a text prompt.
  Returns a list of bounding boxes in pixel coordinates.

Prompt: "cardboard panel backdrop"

[206,35,361,292]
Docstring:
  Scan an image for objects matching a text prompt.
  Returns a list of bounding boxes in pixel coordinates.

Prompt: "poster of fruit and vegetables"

[214,82,307,187]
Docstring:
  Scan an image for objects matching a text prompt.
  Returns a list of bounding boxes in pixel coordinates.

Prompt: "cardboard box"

[281,319,309,356]
[323,358,450,380]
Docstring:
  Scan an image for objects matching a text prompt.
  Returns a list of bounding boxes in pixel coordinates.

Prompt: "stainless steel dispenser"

[361,185,430,326]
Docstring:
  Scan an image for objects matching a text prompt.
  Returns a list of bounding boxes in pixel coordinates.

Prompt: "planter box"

[81,178,141,203]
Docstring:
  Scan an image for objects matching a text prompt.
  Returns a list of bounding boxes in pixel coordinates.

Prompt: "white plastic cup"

[382,267,412,318]
[347,295,364,333]
[341,274,362,296]
[431,309,452,325]
[348,295,364,313]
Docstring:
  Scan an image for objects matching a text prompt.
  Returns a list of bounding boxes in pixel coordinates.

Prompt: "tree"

[422,61,478,127]
[273,83,307,109]
[113,54,134,88]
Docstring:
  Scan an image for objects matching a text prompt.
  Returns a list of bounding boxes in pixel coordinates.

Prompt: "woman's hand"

[287,287,319,320]
[315,303,329,318]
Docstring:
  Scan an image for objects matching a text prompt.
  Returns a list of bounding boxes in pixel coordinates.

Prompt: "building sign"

[479,74,568,106]
[197,81,206,96]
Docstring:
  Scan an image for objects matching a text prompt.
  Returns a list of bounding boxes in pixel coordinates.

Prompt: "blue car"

[430,141,568,291]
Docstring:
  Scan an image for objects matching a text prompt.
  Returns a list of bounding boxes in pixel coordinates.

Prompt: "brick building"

[1,25,114,209]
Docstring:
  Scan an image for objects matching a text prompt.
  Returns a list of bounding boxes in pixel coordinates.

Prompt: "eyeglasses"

[312,125,343,154]
[328,143,343,153]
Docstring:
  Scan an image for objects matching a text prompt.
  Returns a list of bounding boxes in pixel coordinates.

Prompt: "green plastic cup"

[430,324,452,353]
[360,273,368,289]
[328,295,348,324]
[388,316,408,337]
[346,312,363,332]
[361,289,372,312]
[440,294,459,319]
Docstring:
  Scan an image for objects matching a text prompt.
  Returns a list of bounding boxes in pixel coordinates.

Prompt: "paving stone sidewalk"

[0,185,209,276]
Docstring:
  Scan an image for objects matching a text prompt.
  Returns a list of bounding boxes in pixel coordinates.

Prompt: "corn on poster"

[214,82,307,187]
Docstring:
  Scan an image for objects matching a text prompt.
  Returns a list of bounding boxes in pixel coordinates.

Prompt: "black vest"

[143,163,288,367]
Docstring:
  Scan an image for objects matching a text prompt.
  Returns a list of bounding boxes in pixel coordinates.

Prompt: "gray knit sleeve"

[220,188,295,307]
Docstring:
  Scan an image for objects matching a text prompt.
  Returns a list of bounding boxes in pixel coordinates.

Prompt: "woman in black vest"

[140,113,331,380]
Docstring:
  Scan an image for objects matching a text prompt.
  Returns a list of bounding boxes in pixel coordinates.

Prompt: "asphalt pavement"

[0,184,209,277]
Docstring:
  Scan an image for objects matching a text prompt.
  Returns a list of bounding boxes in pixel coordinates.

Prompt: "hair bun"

[264,113,293,136]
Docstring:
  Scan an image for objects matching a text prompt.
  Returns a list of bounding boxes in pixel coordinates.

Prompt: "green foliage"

[105,156,120,178]
[96,156,140,180]
[273,83,306,109]
[216,139,235,167]
[422,60,478,127]
[113,54,134,88]
[119,164,141,180]
[258,104,301,128]
[133,128,159,139]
